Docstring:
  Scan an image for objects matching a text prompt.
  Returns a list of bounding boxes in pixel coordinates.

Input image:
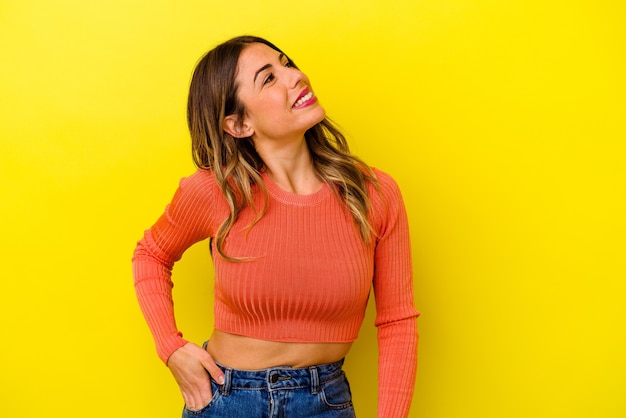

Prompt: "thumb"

[201,355,225,385]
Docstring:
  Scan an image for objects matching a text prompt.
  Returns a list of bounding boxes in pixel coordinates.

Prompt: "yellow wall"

[1,0,625,416]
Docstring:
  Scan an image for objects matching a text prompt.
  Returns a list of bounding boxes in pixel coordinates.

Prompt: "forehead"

[237,43,282,75]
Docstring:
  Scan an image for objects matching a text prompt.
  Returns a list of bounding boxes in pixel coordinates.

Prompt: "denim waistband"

[211,357,345,395]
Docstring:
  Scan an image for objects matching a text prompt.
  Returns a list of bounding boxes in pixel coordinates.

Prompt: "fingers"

[183,373,212,410]
[168,343,216,410]
[173,369,213,411]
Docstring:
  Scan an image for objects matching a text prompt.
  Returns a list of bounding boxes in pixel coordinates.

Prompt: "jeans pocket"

[183,379,222,417]
[320,372,354,410]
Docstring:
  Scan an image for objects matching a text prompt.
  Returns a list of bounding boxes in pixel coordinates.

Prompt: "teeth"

[294,92,313,107]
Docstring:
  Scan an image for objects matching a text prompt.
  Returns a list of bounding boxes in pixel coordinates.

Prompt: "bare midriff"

[206,330,353,370]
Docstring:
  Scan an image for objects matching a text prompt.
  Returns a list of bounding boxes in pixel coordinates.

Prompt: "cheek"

[247,102,285,133]
[256,96,288,120]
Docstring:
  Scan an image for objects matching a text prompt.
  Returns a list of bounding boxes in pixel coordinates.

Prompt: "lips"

[293,88,316,108]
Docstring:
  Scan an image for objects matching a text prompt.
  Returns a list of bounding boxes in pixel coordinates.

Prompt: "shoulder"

[180,168,220,190]
[369,167,404,202]
[367,168,408,230]
[176,168,225,198]
[170,168,224,209]
[371,167,398,186]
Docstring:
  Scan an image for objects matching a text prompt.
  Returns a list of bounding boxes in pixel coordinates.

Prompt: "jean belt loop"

[220,367,233,396]
[309,365,320,395]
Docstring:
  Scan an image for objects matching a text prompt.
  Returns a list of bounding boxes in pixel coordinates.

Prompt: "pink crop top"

[132,168,419,417]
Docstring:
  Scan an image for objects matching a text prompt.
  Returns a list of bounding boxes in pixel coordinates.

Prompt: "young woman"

[132,35,419,417]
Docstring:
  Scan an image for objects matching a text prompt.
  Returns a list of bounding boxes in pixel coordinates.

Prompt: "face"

[227,42,326,144]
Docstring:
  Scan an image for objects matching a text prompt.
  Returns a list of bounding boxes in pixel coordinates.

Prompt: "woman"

[132,35,419,417]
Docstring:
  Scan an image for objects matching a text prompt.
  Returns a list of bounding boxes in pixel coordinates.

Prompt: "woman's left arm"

[371,171,420,418]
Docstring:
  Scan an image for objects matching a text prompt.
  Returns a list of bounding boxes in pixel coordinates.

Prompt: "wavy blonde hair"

[187,36,378,261]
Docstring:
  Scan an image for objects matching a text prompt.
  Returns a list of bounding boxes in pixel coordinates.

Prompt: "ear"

[223,114,254,138]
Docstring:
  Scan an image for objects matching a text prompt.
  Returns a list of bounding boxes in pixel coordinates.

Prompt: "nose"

[284,66,304,89]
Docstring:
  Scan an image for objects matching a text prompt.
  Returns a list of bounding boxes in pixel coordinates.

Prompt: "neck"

[255,136,321,195]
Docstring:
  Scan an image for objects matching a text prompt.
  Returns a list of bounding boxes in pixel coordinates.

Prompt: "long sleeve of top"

[132,168,419,417]
[371,175,420,417]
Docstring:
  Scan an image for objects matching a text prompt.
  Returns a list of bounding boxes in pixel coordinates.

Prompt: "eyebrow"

[253,53,286,83]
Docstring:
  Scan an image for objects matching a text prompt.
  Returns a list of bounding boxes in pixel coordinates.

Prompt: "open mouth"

[293,91,314,108]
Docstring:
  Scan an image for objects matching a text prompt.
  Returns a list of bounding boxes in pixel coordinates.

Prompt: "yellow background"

[1,0,625,417]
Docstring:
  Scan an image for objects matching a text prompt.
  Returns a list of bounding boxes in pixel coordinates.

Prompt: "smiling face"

[225,42,326,145]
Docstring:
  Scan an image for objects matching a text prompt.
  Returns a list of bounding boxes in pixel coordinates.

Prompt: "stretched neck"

[254,136,321,195]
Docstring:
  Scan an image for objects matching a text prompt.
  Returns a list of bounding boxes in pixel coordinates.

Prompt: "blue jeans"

[182,358,356,417]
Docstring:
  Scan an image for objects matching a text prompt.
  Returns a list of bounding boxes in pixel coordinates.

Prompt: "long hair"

[187,36,378,261]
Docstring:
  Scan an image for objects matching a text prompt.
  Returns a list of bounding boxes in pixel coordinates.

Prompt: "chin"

[311,105,326,125]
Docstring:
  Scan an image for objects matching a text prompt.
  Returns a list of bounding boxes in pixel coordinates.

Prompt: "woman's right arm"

[132,172,224,405]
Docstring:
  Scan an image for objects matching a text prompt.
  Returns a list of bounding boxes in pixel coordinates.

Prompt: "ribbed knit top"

[132,168,419,417]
